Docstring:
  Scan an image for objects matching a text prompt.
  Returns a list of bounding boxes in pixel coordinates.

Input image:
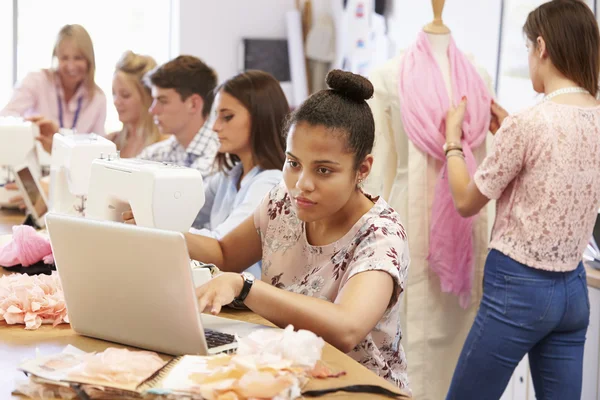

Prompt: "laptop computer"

[13,164,48,228]
[45,213,266,356]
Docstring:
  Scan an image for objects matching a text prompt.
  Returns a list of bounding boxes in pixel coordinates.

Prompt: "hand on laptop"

[196,273,244,315]
[122,210,136,224]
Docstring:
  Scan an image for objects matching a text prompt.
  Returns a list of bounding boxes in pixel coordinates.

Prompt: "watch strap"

[235,273,254,303]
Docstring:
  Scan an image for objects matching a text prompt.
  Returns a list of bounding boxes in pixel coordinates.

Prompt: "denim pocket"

[502,275,555,327]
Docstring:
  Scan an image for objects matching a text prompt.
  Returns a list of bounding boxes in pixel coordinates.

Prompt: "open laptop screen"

[15,165,48,224]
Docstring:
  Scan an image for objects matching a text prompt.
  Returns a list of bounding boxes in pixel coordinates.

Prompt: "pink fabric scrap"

[67,348,166,386]
[0,272,68,329]
[398,31,492,308]
[0,225,54,267]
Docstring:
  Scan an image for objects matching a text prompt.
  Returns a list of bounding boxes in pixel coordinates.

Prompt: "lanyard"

[57,94,83,129]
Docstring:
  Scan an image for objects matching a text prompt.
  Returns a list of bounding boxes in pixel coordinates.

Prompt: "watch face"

[242,272,255,282]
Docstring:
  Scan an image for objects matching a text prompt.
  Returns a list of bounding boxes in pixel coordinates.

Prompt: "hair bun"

[326,69,374,101]
[116,50,156,75]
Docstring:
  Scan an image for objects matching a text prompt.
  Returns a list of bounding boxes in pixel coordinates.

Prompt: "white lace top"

[475,101,600,271]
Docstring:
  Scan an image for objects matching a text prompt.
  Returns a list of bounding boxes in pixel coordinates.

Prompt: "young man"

[137,55,219,177]
[31,55,219,177]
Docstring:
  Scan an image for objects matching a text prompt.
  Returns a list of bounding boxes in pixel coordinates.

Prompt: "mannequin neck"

[426,32,451,55]
[425,32,453,98]
[424,0,450,34]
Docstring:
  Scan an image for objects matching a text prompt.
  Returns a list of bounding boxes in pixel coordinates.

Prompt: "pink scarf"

[398,31,491,308]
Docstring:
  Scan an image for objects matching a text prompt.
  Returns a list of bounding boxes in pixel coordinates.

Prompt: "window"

[496,0,596,112]
[16,0,172,133]
[0,1,14,108]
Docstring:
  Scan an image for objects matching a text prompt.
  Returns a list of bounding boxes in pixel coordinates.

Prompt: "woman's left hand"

[196,272,243,315]
[446,96,467,143]
[26,116,59,154]
[122,210,136,224]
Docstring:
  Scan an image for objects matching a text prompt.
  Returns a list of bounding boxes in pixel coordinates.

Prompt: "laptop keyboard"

[205,329,236,348]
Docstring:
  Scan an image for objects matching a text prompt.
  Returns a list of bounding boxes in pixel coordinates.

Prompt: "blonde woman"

[1,24,106,140]
[107,51,166,158]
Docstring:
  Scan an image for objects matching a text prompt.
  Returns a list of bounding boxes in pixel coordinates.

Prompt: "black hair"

[285,69,375,169]
[213,70,289,172]
[146,55,218,118]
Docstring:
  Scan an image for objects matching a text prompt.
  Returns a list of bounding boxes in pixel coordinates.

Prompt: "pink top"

[254,183,410,389]
[0,70,106,135]
[475,101,600,271]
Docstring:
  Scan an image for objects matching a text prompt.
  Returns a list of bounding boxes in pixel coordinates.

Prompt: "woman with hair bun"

[187,69,411,389]
[108,51,166,157]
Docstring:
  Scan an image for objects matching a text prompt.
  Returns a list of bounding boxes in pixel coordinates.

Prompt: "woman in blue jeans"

[443,1,600,398]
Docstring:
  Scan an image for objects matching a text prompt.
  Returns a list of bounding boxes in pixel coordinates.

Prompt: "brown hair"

[146,55,217,118]
[214,70,289,172]
[113,51,161,150]
[285,69,374,170]
[51,24,98,99]
[524,0,600,96]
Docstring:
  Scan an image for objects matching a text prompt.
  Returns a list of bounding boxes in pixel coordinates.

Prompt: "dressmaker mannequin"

[423,0,451,34]
[364,1,492,399]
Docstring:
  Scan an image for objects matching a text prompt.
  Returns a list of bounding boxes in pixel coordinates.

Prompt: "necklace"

[544,87,588,101]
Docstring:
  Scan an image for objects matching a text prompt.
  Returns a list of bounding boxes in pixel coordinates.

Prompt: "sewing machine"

[85,157,205,232]
[0,117,41,208]
[49,133,117,215]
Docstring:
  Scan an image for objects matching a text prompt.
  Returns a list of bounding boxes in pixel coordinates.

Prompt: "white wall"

[174,0,334,83]
[386,0,503,87]
[174,0,295,82]
[172,0,502,88]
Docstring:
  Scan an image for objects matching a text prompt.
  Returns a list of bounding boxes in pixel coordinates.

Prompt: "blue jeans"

[446,250,590,400]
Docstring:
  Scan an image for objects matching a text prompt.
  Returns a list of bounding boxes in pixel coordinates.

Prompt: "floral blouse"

[254,183,410,389]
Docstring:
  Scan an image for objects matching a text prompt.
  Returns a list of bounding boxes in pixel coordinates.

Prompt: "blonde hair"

[51,24,98,99]
[113,51,161,150]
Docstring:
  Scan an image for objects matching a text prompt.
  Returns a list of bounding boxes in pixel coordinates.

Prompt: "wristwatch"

[235,272,255,303]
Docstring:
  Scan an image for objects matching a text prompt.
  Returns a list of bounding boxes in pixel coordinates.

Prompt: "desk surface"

[0,211,410,399]
[0,308,409,399]
[586,263,600,289]
[0,208,24,235]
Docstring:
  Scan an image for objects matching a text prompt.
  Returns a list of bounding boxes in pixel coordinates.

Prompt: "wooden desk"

[586,263,600,289]
[0,211,410,399]
[0,309,409,399]
[0,208,24,235]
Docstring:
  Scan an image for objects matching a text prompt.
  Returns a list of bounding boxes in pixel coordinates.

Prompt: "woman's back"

[476,100,600,270]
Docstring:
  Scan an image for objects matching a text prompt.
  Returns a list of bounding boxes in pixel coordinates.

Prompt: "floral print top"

[253,183,410,389]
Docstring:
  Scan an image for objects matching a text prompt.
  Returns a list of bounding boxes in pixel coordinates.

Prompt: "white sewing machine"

[0,117,41,208]
[49,133,117,215]
[85,157,205,232]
